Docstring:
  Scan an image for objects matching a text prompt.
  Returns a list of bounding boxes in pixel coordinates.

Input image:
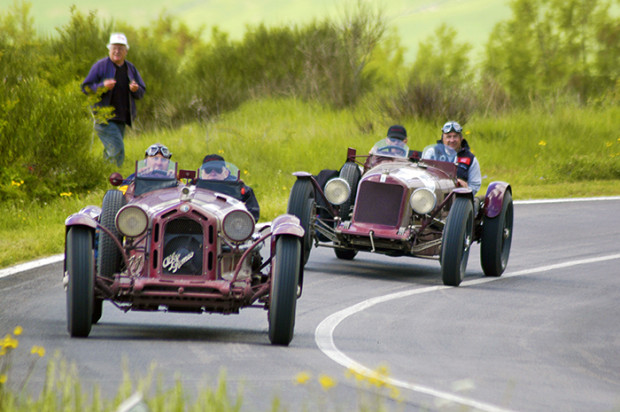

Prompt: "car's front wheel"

[66,226,94,337]
[441,197,474,287]
[268,235,301,346]
[287,179,314,265]
[481,190,513,277]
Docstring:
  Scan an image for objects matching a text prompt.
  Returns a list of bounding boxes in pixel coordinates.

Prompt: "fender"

[484,181,511,218]
[64,211,99,230]
[271,214,305,238]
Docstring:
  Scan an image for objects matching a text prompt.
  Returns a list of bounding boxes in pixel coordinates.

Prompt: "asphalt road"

[1,198,619,411]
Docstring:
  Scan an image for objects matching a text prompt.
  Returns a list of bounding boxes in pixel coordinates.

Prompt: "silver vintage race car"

[288,142,513,286]
[64,159,304,345]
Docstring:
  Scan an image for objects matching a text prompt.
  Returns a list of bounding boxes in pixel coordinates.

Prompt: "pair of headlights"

[115,206,255,242]
[324,178,437,215]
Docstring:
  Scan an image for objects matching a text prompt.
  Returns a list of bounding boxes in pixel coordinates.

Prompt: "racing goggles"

[203,165,224,174]
[145,144,172,159]
[442,121,462,134]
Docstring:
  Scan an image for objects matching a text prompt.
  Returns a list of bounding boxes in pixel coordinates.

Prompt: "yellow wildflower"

[318,374,337,390]
[243,169,249,176]
[30,345,46,357]
[11,180,23,187]
[0,374,7,384]
[60,192,72,197]
[218,149,224,154]
[538,140,546,146]
[465,130,471,135]
[294,371,311,385]
[606,142,613,148]
[13,326,23,336]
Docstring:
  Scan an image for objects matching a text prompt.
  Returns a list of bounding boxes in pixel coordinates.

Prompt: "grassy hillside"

[15,0,510,61]
[1,97,619,269]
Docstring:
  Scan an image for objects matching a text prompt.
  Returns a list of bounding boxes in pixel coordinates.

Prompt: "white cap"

[107,32,129,50]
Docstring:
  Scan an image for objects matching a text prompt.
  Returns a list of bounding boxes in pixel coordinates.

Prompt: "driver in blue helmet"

[369,124,410,157]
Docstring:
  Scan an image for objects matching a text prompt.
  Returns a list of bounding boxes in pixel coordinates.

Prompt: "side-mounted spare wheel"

[95,189,126,323]
[287,179,314,265]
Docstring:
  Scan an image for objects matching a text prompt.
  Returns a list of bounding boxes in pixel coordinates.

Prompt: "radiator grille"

[162,218,205,275]
[353,181,404,226]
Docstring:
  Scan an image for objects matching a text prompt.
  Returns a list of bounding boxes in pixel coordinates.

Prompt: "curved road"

[1,198,619,411]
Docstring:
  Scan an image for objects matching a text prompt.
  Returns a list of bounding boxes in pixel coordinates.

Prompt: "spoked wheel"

[481,190,514,277]
[95,189,125,323]
[287,179,314,265]
[334,162,360,260]
[441,197,474,287]
[66,226,94,337]
[268,235,302,346]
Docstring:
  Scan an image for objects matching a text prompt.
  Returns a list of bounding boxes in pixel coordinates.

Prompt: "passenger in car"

[200,154,260,221]
[369,124,410,157]
[437,121,481,195]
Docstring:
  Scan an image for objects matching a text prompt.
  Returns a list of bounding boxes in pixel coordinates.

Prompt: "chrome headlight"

[409,188,437,214]
[223,210,255,242]
[116,205,148,237]
[324,178,351,205]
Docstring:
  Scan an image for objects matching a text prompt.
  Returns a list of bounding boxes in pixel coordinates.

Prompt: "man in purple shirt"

[82,32,146,166]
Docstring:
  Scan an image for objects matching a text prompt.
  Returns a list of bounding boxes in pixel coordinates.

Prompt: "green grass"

[1,97,619,269]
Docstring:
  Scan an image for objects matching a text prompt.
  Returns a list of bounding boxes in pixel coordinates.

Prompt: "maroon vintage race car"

[64,159,304,345]
[287,143,513,286]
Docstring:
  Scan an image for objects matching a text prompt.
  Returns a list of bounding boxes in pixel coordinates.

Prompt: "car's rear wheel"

[287,179,314,265]
[481,190,513,277]
[268,235,301,346]
[441,197,474,287]
[66,226,94,337]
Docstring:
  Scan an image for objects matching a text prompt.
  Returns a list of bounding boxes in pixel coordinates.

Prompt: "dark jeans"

[95,121,126,167]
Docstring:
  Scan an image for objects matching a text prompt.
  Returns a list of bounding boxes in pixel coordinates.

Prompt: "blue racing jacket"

[81,57,146,126]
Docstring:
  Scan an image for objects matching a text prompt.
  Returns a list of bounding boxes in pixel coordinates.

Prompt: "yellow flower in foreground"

[1,334,18,349]
[218,149,224,154]
[30,345,46,357]
[13,326,23,336]
[465,130,471,135]
[60,192,72,197]
[318,374,337,390]
[294,371,311,385]
[538,140,547,146]
[11,180,23,187]
[0,374,7,384]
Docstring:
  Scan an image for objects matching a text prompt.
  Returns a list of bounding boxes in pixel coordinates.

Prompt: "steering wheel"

[376,145,407,157]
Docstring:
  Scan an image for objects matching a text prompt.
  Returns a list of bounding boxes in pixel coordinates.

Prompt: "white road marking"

[0,254,63,279]
[315,253,620,412]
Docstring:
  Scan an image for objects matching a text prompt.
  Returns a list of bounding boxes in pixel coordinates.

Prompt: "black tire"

[92,299,103,324]
[337,162,361,221]
[333,163,360,260]
[481,190,514,277]
[287,179,314,265]
[441,197,474,287]
[269,235,301,346]
[66,226,94,337]
[334,248,358,260]
[98,190,126,280]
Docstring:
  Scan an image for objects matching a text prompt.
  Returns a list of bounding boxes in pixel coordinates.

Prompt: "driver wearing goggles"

[438,120,481,196]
